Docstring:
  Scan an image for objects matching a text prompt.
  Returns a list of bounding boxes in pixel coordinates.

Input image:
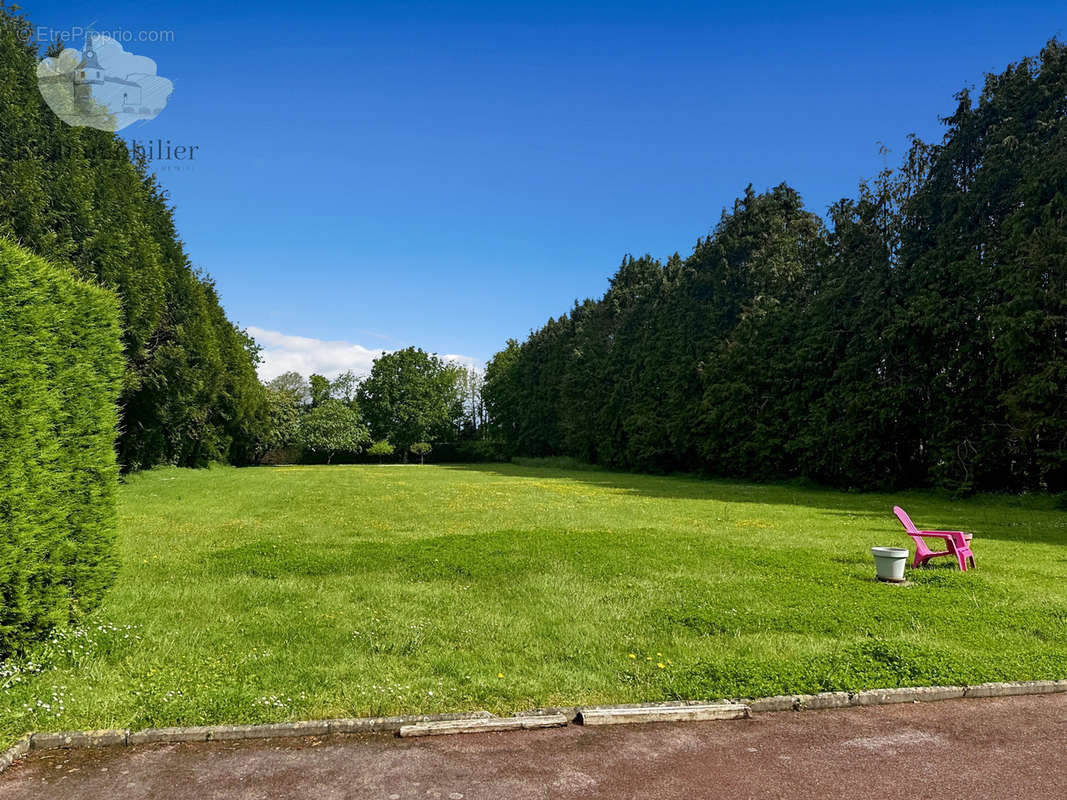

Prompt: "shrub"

[0,240,123,656]
[429,439,509,463]
[510,455,601,471]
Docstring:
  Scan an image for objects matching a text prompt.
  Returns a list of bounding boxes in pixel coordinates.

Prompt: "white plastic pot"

[871,546,909,582]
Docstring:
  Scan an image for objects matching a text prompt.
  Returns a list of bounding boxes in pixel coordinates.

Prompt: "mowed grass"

[2,463,1066,744]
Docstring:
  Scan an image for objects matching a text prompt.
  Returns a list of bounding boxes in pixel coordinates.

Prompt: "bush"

[510,455,601,471]
[430,439,509,463]
[0,240,123,656]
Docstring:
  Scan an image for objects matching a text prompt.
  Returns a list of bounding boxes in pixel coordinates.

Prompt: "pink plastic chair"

[893,506,976,571]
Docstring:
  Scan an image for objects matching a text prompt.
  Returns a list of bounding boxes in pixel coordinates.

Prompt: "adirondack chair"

[893,506,975,571]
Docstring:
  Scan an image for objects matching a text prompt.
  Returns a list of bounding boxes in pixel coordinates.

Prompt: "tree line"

[1,8,490,474]
[0,9,268,471]
[484,40,1067,493]
[258,348,485,463]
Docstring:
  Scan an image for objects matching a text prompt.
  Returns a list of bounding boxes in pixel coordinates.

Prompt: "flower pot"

[871,546,909,583]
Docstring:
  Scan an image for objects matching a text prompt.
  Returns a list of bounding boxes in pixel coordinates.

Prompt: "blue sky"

[25,1,1067,376]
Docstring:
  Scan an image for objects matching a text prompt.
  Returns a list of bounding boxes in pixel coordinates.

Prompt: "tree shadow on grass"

[442,463,885,507]
[438,464,1067,548]
[202,527,685,585]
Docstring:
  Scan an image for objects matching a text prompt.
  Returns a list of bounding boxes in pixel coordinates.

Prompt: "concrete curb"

[399,714,568,738]
[16,711,494,760]
[2,680,1065,774]
[577,703,749,726]
[740,680,1067,713]
[30,730,128,751]
[512,706,581,722]
[0,736,30,773]
[964,680,1066,698]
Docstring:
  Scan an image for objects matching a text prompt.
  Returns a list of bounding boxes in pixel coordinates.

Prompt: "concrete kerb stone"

[747,695,799,713]
[795,692,854,711]
[742,680,1067,715]
[964,680,1067,699]
[30,729,128,750]
[4,680,1067,775]
[513,707,581,723]
[0,736,31,772]
[568,699,743,721]
[206,721,333,741]
[577,703,749,726]
[128,726,214,745]
[123,713,497,746]
[399,714,568,738]
[328,711,494,735]
[854,686,966,706]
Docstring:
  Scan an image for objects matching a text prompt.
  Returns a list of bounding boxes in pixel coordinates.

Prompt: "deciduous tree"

[298,399,369,464]
[358,348,463,453]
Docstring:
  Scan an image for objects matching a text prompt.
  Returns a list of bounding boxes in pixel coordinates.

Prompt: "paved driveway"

[2,694,1065,799]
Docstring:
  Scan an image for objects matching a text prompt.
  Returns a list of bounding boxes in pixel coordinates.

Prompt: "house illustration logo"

[36,32,173,132]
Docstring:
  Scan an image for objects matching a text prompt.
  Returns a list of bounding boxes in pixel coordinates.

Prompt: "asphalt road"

[2,694,1065,799]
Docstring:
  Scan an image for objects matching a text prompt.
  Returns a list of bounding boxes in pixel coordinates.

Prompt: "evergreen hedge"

[485,40,1067,493]
[0,8,270,471]
[0,239,123,655]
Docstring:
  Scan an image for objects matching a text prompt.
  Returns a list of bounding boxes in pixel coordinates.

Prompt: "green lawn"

[2,463,1066,744]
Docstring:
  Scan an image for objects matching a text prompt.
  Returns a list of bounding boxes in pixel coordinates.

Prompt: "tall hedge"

[0,8,269,471]
[485,40,1067,493]
[0,239,123,655]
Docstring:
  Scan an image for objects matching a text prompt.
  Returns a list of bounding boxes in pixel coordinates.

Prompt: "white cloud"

[247,327,481,381]
[442,353,481,371]
[248,327,384,380]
